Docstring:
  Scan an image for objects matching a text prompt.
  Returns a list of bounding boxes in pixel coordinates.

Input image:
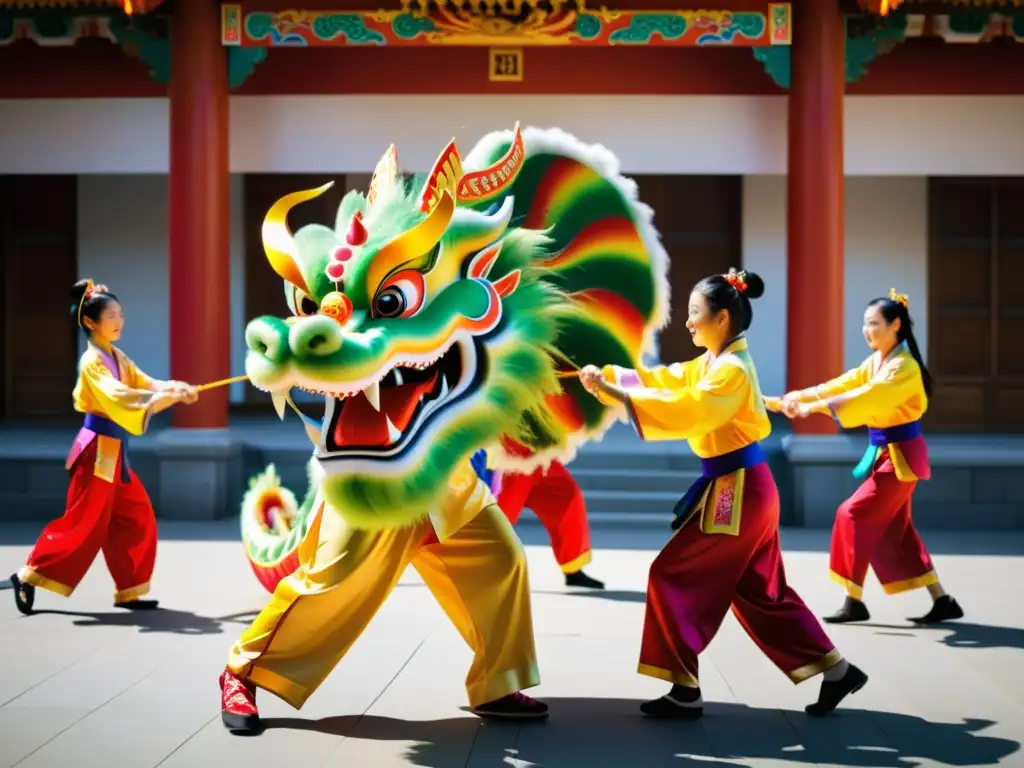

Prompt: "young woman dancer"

[10,279,198,615]
[579,269,866,719]
[775,289,963,626]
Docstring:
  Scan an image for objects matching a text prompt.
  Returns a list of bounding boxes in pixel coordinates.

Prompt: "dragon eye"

[290,286,319,317]
[373,287,406,318]
[372,270,425,319]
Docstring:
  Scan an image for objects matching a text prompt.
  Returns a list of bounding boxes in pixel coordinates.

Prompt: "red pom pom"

[331,246,353,262]
[325,261,346,282]
[346,212,368,246]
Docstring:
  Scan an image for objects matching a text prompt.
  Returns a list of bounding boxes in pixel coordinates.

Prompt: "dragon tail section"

[463,127,671,473]
[240,460,318,593]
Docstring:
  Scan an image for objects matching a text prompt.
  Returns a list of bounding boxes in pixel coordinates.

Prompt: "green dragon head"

[244,124,669,530]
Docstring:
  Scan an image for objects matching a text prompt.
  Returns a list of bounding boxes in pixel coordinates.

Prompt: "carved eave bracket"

[227,47,268,88]
[110,16,171,83]
[753,11,909,89]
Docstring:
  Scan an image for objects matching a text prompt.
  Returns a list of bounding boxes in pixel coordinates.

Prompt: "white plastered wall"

[76,175,249,401]
[3,95,1016,401]
[742,175,928,396]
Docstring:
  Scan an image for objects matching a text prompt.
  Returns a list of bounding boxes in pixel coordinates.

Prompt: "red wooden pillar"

[786,0,845,435]
[169,0,230,428]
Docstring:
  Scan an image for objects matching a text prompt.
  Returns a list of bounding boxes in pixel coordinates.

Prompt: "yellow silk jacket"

[600,338,771,536]
[66,344,157,482]
[791,341,928,481]
[600,337,771,456]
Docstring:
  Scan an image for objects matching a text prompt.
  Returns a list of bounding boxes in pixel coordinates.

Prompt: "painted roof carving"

[0,0,163,12]
[862,0,1024,13]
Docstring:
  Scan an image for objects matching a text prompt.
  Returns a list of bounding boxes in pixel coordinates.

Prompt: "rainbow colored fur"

[241,124,670,592]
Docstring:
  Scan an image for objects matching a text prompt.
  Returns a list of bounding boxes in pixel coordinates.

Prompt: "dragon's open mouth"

[319,335,480,458]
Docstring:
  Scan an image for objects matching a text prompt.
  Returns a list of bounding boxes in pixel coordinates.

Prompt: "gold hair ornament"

[888,288,909,309]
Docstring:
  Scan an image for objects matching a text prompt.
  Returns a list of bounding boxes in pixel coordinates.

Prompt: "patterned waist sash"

[853,420,922,480]
[671,441,765,530]
[83,413,132,482]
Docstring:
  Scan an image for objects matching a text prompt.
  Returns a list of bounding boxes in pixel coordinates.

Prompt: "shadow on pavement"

[860,621,1024,651]
[261,697,1020,768]
[21,606,227,634]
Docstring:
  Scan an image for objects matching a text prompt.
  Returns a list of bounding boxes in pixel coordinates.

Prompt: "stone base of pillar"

[153,429,247,520]
[781,434,1024,531]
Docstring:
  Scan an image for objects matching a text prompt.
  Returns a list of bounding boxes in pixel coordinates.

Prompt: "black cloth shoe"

[470,692,549,720]
[823,596,870,624]
[565,570,605,589]
[10,574,34,616]
[640,685,703,719]
[115,599,160,610]
[910,595,964,625]
[806,664,868,717]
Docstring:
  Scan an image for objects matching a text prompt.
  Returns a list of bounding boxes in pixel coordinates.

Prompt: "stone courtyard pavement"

[1,522,1023,768]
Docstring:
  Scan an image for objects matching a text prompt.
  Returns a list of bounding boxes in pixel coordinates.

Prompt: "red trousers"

[830,452,936,600]
[640,463,839,687]
[497,460,592,574]
[20,440,158,602]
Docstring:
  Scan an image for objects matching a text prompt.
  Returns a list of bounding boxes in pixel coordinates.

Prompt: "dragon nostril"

[253,340,269,356]
[290,317,343,359]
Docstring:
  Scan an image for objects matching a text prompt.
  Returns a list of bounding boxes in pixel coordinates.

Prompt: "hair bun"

[742,271,765,300]
[69,279,91,318]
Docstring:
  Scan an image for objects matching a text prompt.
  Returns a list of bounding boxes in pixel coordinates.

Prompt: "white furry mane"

[464,126,673,474]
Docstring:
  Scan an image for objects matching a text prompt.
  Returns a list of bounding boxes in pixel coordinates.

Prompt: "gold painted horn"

[261,182,334,294]
[367,144,399,209]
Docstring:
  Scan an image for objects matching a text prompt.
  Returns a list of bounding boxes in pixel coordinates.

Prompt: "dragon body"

[240,125,670,593]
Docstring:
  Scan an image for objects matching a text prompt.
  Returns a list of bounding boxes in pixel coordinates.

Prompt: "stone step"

[570,468,698,493]
[564,450,702,472]
[517,511,669,529]
[577,489,682,516]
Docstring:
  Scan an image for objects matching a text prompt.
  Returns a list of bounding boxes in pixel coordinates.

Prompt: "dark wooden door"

[0,175,79,421]
[632,175,742,363]
[927,177,1024,432]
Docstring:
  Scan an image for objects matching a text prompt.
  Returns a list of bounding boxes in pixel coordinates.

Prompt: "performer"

[9,279,197,615]
[221,124,672,733]
[580,269,867,720]
[775,289,963,626]
[471,445,604,589]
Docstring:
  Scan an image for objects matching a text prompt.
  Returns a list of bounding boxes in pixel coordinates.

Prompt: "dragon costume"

[220,124,669,732]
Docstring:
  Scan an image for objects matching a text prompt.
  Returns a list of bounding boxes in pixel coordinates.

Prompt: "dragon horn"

[367,144,399,209]
[419,138,464,213]
[262,182,334,294]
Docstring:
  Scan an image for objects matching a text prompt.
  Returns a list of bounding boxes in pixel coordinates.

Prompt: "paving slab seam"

[9,661,167,767]
[318,631,434,768]
[153,715,220,768]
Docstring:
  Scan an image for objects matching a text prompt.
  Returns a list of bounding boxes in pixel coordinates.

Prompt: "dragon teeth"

[385,414,402,442]
[362,381,381,411]
[438,375,449,400]
[393,368,404,386]
[271,392,288,420]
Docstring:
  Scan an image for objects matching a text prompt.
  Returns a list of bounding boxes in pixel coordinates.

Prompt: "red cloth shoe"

[470,691,549,720]
[220,668,260,733]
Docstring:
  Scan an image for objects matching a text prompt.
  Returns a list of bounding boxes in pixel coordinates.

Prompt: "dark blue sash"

[867,419,922,446]
[470,449,494,488]
[853,420,922,479]
[84,413,131,483]
[671,441,765,530]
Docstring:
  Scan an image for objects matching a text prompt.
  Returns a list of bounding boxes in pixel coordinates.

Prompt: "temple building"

[0,0,1021,523]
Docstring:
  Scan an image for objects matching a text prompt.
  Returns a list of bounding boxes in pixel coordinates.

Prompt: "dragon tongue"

[332,373,439,448]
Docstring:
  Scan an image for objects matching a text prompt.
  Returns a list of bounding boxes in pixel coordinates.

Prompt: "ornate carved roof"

[861,0,1024,14]
[0,0,164,12]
